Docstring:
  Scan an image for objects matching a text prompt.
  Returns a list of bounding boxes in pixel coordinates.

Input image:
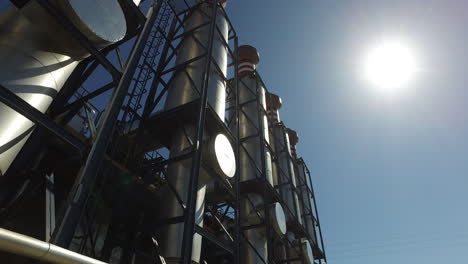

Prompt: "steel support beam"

[180,1,219,263]
[0,84,86,153]
[50,1,162,248]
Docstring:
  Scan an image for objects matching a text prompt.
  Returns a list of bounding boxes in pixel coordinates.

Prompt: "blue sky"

[227,0,468,263]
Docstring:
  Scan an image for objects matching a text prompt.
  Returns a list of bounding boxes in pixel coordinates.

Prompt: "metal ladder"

[121,0,173,127]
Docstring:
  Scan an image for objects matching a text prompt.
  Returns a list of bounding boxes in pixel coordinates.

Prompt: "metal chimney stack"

[0,0,127,177]
[158,1,236,263]
[267,93,282,125]
[268,95,303,227]
[237,45,287,264]
[237,45,273,186]
[286,128,299,159]
[286,129,317,264]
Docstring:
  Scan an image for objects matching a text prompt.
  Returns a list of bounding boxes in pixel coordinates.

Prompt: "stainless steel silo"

[0,0,127,176]
[157,1,236,263]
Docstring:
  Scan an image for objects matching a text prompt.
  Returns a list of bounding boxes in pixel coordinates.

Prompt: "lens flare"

[364,41,417,92]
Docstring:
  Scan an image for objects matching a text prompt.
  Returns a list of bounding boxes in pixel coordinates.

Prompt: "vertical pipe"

[0,0,127,176]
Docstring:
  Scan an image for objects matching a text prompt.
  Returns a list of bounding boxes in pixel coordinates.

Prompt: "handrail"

[0,228,107,264]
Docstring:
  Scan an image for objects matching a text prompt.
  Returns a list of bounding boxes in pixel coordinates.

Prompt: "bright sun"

[364,41,417,92]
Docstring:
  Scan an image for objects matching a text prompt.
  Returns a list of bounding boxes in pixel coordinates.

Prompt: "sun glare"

[364,40,417,92]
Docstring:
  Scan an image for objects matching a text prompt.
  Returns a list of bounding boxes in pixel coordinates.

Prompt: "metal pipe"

[0,228,107,264]
[0,0,127,176]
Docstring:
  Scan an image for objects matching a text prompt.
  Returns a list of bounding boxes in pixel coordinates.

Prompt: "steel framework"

[0,1,327,263]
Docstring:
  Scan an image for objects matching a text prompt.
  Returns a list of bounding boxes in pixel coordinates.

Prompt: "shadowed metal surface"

[296,161,317,245]
[272,124,303,226]
[0,228,107,264]
[238,73,273,185]
[236,45,285,264]
[0,0,126,176]
[159,2,230,262]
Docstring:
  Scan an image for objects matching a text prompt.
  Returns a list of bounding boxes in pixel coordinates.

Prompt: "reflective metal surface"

[159,2,230,262]
[273,126,303,225]
[302,239,314,264]
[59,0,127,46]
[236,45,277,264]
[164,2,229,120]
[238,72,273,185]
[208,133,236,178]
[0,0,126,176]
[297,161,317,245]
[158,126,207,264]
[270,202,287,236]
[0,227,107,264]
[241,193,267,264]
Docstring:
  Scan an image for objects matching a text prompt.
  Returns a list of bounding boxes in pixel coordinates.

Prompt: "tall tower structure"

[0,1,327,264]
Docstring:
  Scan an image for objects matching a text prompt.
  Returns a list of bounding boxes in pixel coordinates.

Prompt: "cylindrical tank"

[158,1,234,263]
[163,0,229,120]
[0,0,127,176]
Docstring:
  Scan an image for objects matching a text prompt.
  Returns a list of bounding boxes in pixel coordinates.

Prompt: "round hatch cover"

[271,202,287,236]
[303,240,314,264]
[60,0,127,44]
[213,134,236,178]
